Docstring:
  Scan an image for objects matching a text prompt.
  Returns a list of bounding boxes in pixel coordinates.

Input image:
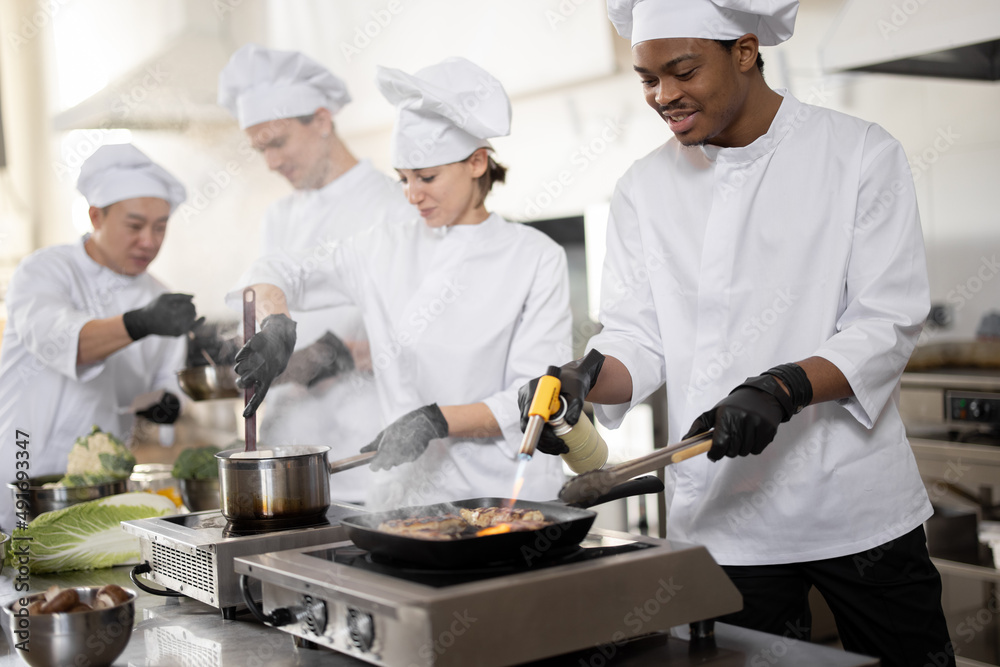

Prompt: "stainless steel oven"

[900,366,1000,667]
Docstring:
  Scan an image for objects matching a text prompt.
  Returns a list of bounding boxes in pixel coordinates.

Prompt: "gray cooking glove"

[234,314,297,417]
[279,331,355,388]
[361,404,449,471]
[123,293,203,340]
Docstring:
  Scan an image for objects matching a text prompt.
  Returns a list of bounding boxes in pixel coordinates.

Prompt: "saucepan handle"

[566,475,664,509]
[327,451,377,474]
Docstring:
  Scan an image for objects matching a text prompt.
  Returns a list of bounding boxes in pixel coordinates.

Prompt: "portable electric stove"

[234,528,742,667]
[122,502,362,619]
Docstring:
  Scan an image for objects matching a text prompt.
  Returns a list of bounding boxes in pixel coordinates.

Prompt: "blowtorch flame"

[504,456,530,510]
[477,523,513,536]
[504,477,526,510]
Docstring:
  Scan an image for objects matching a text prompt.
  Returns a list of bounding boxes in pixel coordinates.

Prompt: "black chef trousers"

[716,525,956,667]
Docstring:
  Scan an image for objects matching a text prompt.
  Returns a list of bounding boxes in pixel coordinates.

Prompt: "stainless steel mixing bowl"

[1,586,136,667]
[6,475,128,522]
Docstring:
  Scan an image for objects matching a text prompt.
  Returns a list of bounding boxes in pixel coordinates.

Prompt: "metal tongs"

[558,430,714,505]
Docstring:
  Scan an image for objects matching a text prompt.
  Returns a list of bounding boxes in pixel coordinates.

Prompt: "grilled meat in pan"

[460,507,545,528]
[376,507,551,540]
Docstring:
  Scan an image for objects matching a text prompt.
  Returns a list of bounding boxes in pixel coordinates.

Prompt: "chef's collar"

[425,211,504,239]
[295,159,376,201]
[699,89,798,164]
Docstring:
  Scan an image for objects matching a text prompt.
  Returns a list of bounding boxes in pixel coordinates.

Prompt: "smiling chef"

[517,1,955,666]
[0,144,198,533]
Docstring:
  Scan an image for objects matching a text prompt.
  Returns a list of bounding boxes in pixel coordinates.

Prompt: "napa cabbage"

[4,492,175,573]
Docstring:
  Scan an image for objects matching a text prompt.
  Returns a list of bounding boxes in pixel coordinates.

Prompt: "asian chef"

[0,144,196,532]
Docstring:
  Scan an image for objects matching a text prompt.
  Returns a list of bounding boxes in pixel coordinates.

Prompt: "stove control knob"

[347,608,375,652]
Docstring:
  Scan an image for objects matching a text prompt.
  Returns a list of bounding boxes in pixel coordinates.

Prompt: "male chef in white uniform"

[218,45,412,504]
[519,1,954,665]
[0,144,195,532]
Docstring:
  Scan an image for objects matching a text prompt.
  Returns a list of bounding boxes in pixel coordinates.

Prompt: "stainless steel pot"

[6,475,129,523]
[178,477,221,512]
[177,365,240,401]
[215,446,374,524]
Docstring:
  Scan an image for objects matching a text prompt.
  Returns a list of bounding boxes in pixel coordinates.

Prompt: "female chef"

[229,57,572,507]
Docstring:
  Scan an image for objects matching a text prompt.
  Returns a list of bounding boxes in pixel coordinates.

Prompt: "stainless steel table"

[0,566,879,666]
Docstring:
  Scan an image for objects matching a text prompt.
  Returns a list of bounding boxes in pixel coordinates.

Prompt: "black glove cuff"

[763,363,813,415]
[565,349,606,384]
[427,403,450,438]
[734,375,795,422]
[122,310,148,341]
[317,331,355,374]
[260,313,295,332]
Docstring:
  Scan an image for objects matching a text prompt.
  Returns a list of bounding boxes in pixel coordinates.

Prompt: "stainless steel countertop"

[0,565,878,666]
[901,368,1000,391]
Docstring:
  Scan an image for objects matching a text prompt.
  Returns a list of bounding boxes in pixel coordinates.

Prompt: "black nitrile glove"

[280,331,356,388]
[360,404,449,471]
[234,314,297,417]
[123,293,203,340]
[684,375,795,461]
[516,382,569,455]
[516,350,606,456]
[136,392,181,424]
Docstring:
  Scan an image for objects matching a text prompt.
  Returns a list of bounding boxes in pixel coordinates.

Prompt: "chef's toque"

[376,57,511,170]
[607,0,798,47]
[218,43,351,129]
[77,144,187,213]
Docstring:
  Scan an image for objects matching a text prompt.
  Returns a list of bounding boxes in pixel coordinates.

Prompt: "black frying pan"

[339,475,664,568]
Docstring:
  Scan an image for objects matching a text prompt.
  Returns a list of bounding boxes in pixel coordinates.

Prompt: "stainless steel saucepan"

[216,446,374,524]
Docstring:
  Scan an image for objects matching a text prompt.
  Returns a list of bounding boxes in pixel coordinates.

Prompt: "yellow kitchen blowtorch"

[517,366,563,459]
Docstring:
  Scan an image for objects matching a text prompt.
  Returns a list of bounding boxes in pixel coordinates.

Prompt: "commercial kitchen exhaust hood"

[819,0,1000,81]
[52,0,240,131]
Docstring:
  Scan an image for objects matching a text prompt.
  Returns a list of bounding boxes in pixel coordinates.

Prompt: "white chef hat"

[77,144,187,213]
[218,44,351,130]
[376,57,511,170]
[608,0,798,47]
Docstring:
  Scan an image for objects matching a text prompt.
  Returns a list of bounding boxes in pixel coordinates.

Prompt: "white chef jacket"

[0,236,186,532]
[252,160,412,504]
[229,212,571,508]
[590,91,933,566]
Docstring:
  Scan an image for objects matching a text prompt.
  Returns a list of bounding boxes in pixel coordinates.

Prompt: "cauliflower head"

[61,425,136,487]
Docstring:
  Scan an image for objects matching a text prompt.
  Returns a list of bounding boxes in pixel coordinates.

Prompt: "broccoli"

[172,446,222,480]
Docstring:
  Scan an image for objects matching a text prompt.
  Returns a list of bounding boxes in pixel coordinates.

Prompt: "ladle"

[243,288,256,452]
